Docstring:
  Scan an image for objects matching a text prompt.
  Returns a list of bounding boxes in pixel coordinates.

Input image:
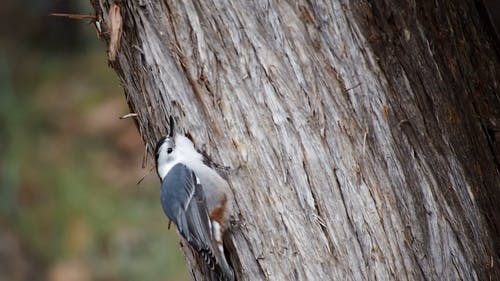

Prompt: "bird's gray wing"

[160,163,235,281]
[160,163,213,260]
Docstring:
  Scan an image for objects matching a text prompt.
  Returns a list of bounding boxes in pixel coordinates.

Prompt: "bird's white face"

[156,137,177,179]
[155,135,202,180]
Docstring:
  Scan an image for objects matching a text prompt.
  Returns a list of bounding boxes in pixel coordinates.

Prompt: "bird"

[155,116,235,281]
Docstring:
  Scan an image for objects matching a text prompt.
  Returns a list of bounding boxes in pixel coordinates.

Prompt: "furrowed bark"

[90,0,500,280]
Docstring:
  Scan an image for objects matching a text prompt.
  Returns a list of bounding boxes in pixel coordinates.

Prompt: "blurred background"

[0,1,188,281]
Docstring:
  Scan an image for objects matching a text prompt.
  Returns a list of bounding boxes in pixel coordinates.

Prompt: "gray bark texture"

[90,0,500,280]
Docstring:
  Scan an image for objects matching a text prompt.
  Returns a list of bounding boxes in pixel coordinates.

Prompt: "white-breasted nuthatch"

[155,117,234,281]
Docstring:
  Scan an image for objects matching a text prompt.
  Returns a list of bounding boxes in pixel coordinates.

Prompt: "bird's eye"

[167,148,173,154]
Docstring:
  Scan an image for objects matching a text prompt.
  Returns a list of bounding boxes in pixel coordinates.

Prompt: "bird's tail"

[212,247,235,281]
[211,221,235,281]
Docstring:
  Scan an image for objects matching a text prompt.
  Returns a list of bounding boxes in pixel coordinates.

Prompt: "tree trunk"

[90,0,500,280]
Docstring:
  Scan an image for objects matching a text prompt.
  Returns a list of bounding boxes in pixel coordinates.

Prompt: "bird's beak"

[168,116,175,138]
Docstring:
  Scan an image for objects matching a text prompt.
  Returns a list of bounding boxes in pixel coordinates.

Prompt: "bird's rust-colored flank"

[209,195,227,226]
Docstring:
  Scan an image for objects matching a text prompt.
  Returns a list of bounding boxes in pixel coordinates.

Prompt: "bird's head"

[155,116,201,179]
